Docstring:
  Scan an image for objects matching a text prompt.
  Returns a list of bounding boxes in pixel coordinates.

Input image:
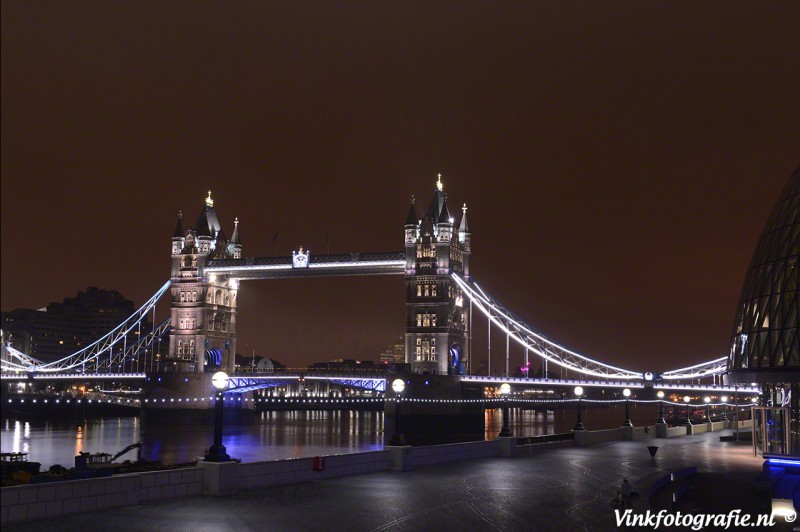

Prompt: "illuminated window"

[180,292,186,302]
[191,291,197,302]
[431,284,437,297]
[424,285,430,297]
[416,284,422,297]
[416,314,422,327]
[189,340,195,354]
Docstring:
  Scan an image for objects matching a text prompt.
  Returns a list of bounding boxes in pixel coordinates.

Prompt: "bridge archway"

[204,348,222,371]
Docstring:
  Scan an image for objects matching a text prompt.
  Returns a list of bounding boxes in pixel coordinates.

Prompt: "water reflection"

[2,404,660,469]
[1,411,385,469]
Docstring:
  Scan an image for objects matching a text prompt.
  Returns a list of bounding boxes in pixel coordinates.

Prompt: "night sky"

[2,2,798,373]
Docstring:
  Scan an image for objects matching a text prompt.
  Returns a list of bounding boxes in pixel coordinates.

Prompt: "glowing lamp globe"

[392,379,406,394]
[623,388,631,398]
[704,397,711,403]
[499,383,511,396]
[574,386,584,397]
[751,397,758,404]
[211,371,229,390]
[683,396,691,404]
[721,396,728,403]
[657,391,665,399]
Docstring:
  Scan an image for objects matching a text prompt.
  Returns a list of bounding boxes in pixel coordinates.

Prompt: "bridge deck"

[0,371,759,394]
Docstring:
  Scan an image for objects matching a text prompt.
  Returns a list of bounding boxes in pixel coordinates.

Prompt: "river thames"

[0,404,667,469]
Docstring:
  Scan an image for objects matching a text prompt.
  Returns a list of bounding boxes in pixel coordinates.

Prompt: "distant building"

[234,354,285,372]
[379,341,405,364]
[2,287,144,364]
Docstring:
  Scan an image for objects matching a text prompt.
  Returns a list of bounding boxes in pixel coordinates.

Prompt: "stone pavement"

[6,430,787,532]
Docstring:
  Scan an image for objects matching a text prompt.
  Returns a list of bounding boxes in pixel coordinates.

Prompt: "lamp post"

[205,371,231,462]
[656,391,666,424]
[499,383,512,437]
[573,386,585,431]
[622,388,633,427]
[720,396,728,421]
[389,379,406,446]
[703,396,711,422]
[683,396,692,425]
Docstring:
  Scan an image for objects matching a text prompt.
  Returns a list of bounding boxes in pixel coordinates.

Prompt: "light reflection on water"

[2,404,654,469]
[1,411,385,469]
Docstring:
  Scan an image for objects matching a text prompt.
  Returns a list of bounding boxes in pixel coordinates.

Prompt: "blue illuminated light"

[767,458,800,466]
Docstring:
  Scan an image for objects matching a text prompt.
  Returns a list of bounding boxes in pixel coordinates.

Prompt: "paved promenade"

[7,430,782,532]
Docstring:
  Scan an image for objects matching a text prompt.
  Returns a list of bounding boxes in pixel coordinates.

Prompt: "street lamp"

[622,388,633,427]
[389,379,407,446]
[703,396,711,421]
[683,396,692,425]
[573,386,585,431]
[656,391,666,424]
[205,371,231,462]
[720,396,728,420]
[499,383,512,437]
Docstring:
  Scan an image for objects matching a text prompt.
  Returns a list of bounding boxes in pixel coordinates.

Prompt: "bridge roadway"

[0,371,760,394]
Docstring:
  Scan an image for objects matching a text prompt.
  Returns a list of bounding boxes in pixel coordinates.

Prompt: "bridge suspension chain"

[1,281,171,373]
[659,356,728,380]
[453,275,644,380]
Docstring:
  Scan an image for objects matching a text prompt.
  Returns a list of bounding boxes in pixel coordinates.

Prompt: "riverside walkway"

[7,430,779,532]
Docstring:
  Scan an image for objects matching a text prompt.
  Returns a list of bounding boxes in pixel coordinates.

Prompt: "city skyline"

[2,2,799,372]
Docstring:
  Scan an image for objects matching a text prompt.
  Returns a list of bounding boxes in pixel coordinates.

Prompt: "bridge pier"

[385,374,484,446]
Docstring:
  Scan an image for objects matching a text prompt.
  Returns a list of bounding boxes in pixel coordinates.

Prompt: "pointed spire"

[459,203,470,233]
[438,198,451,224]
[426,173,446,221]
[230,217,242,245]
[194,209,211,237]
[405,196,418,226]
[173,211,184,238]
[205,190,214,207]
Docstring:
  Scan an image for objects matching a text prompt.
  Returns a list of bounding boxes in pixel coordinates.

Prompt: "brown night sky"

[2,2,798,373]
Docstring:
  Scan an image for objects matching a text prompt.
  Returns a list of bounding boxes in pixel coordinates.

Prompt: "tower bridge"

[2,175,747,395]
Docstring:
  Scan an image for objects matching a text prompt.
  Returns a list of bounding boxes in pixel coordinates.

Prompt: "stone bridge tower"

[405,175,471,375]
[167,191,242,373]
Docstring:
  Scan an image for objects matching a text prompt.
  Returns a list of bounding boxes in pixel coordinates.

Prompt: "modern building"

[404,175,471,375]
[726,164,798,454]
[2,287,140,364]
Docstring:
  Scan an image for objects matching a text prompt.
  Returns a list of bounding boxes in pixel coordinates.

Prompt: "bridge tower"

[167,191,241,373]
[405,175,471,375]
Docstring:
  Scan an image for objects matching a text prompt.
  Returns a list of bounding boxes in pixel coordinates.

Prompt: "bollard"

[647,446,658,460]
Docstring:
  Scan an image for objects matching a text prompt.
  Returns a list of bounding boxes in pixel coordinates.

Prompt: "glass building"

[726,164,798,454]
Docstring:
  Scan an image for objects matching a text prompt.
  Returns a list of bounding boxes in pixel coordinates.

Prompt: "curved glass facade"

[728,165,799,375]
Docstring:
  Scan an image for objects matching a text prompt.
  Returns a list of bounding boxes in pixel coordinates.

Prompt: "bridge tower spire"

[404,174,470,375]
[167,191,240,374]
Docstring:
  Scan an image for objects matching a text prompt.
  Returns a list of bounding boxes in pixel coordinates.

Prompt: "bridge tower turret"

[167,191,239,374]
[171,211,185,256]
[228,218,243,259]
[405,174,470,375]
[404,197,418,271]
[458,203,470,277]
